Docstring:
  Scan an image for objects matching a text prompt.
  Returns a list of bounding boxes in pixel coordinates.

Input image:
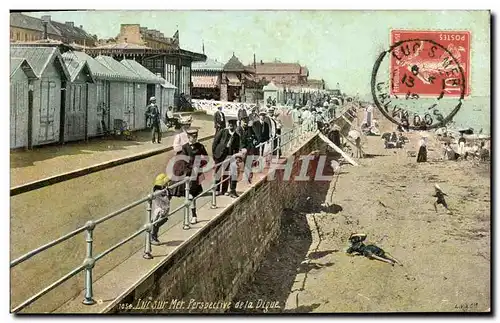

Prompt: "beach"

[233,106,491,313]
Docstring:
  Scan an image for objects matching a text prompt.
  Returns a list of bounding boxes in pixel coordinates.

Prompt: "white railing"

[191,99,293,117]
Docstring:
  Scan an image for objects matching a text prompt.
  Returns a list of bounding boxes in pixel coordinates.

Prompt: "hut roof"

[120,59,163,84]
[224,54,245,72]
[263,81,279,91]
[95,55,150,83]
[10,46,70,80]
[62,51,125,82]
[10,58,38,79]
[60,54,95,83]
[192,58,224,72]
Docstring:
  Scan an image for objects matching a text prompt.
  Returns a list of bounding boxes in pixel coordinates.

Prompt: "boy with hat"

[170,129,209,224]
[151,173,172,245]
[212,119,241,198]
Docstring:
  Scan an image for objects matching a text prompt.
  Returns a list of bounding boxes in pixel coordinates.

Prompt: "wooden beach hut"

[95,55,151,131]
[10,58,38,149]
[120,59,176,116]
[62,51,131,137]
[10,46,71,148]
[60,53,95,142]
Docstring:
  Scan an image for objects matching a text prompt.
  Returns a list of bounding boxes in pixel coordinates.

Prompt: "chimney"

[41,16,50,40]
[253,53,256,69]
[260,60,263,65]
[80,25,83,29]
[65,21,74,28]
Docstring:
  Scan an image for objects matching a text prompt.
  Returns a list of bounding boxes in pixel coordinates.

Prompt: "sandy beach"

[233,107,490,313]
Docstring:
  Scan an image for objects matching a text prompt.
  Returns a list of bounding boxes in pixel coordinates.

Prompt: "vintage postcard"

[8,9,491,315]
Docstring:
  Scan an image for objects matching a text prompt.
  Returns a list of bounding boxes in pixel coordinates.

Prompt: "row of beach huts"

[10,45,177,149]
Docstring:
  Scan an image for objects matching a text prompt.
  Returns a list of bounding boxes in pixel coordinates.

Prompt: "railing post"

[211,169,217,209]
[143,195,153,259]
[277,134,281,158]
[183,180,191,230]
[83,221,96,305]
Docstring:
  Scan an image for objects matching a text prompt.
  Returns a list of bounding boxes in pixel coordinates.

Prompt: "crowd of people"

[145,95,351,245]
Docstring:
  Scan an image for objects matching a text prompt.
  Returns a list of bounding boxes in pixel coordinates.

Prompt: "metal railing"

[10,120,320,313]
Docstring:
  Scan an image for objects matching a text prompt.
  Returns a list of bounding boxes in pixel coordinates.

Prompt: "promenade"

[10,113,215,188]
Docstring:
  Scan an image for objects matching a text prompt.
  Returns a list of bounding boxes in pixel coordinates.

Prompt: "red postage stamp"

[390,30,471,97]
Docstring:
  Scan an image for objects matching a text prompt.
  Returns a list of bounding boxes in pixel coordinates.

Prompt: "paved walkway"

[10,116,215,188]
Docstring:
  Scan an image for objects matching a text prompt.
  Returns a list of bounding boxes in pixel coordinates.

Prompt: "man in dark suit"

[264,108,279,156]
[237,104,248,126]
[213,104,226,135]
[237,116,258,183]
[212,119,240,198]
[145,97,161,143]
[252,111,270,156]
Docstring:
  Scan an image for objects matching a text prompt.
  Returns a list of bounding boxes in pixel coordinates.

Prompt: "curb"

[10,134,216,197]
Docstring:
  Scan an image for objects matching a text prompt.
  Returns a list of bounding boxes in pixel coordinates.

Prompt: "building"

[120,59,177,113]
[61,56,95,142]
[304,79,326,90]
[115,24,178,50]
[247,60,309,85]
[86,28,205,110]
[10,46,71,148]
[10,58,38,149]
[191,58,224,100]
[221,54,257,102]
[10,13,96,46]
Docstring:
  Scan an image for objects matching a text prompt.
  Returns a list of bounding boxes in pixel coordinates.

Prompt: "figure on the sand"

[346,233,403,266]
[433,184,452,214]
[416,134,428,162]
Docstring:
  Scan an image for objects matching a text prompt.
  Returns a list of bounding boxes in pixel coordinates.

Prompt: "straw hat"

[434,183,442,191]
[154,173,170,187]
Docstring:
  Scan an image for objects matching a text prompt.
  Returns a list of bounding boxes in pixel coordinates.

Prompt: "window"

[10,31,13,39]
[24,34,28,41]
[155,59,163,69]
[16,32,20,40]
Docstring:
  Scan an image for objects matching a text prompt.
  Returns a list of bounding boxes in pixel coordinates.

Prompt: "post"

[83,221,96,305]
[143,195,153,259]
[277,135,281,158]
[183,180,191,230]
[211,168,217,209]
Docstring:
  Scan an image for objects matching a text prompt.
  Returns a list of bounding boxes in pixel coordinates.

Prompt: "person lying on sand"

[346,233,403,266]
[433,184,452,214]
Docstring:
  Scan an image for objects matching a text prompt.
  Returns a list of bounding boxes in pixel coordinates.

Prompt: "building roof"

[96,55,150,83]
[263,82,279,91]
[224,54,246,72]
[94,43,151,50]
[59,52,95,83]
[62,51,126,82]
[120,59,163,84]
[250,62,305,75]
[307,79,324,84]
[10,58,38,79]
[192,57,224,72]
[49,20,92,40]
[10,12,61,36]
[10,46,70,80]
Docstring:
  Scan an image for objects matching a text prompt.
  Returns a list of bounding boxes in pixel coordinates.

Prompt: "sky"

[26,10,490,97]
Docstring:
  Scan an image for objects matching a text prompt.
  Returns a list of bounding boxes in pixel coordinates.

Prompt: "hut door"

[38,80,57,144]
[124,83,136,130]
[96,80,110,134]
[65,83,87,141]
[10,80,29,148]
